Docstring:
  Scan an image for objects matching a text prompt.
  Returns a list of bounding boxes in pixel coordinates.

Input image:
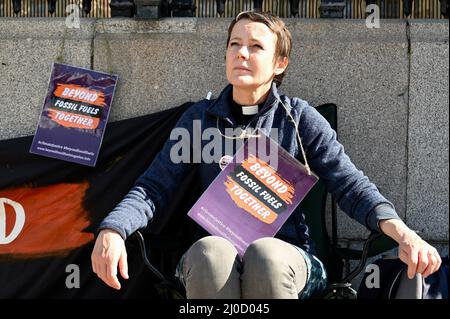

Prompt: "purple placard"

[188,129,319,256]
[30,63,118,166]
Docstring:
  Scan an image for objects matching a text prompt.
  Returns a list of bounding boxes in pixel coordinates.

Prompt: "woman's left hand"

[379,219,442,279]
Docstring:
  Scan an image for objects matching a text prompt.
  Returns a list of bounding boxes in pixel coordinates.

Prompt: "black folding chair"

[130,103,398,299]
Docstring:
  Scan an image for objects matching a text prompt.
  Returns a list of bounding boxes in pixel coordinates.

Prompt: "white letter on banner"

[0,198,26,244]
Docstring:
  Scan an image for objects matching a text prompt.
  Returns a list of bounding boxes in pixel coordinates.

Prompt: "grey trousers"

[179,236,308,299]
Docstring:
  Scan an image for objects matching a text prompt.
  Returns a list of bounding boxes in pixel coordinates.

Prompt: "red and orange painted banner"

[0,182,93,258]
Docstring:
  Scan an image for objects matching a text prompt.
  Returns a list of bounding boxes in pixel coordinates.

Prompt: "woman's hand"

[91,229,129,289]
[379,219,442,279]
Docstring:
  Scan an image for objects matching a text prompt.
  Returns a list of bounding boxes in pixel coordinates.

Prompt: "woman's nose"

[237,46,249,60]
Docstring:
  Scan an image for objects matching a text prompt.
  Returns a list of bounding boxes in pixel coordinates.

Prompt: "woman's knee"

[241,238,308,298]
[242,238,308,282]
[182,236,241,299]
[243,238,288,269]
[184,236,239,272]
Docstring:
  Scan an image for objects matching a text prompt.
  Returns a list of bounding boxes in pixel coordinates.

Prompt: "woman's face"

[226,19,287,90]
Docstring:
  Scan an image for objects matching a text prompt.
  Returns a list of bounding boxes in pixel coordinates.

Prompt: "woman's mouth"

[234,67,251,72]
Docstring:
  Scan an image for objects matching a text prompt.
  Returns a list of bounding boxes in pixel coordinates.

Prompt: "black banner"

[0,102,201,298]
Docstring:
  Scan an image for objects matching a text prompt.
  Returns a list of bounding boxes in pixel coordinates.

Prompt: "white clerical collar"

[241,105,259,115]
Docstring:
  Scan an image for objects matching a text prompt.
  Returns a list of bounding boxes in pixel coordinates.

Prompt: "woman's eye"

[253,44,263,49]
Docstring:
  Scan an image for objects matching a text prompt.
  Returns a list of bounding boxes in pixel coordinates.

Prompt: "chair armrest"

[340,232,383,283]
[132,230,167,281]
[130,230,186,299]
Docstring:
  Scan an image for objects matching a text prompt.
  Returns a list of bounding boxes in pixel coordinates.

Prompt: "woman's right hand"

[91,229,129,290]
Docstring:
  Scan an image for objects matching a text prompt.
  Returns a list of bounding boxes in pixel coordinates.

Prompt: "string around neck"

[278,98,312,176]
